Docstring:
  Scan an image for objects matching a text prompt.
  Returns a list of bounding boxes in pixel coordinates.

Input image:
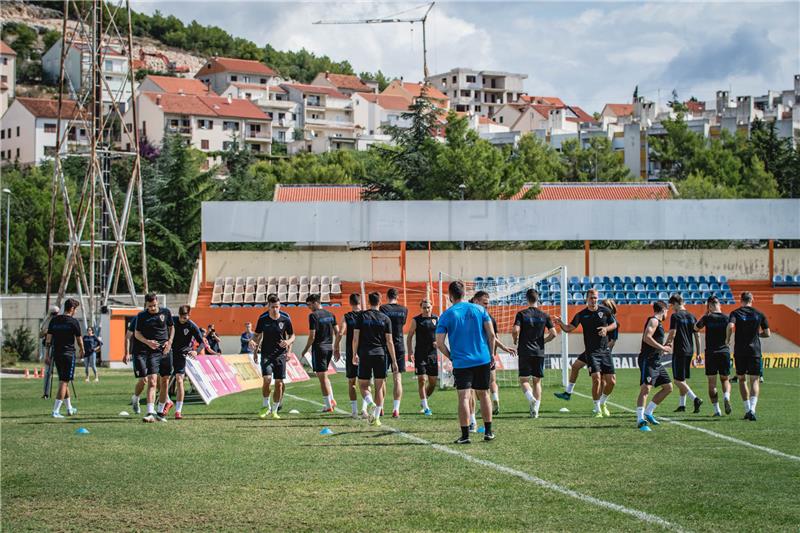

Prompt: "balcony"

[166,125,192,135]
[245,129,271,140]
[305,117,355,129]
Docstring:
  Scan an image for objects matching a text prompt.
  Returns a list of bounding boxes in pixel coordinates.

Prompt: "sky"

[129,0,800,113]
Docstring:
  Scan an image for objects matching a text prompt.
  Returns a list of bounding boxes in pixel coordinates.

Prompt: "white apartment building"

[42,41,132,112]
[1,41,16,115]
[382,79,450,110]
[195,57,280,96]
[281,83,356,153]
[0,97,88,165]
[352,92,410,135]
[426,68,527,117]
[127,92,272,167]
[220,82,299,145]
[311,71,377,96]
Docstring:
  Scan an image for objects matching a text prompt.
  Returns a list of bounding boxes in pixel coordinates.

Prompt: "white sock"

[599,394,609,405]
[524,389,535,402]
[750,396,758,413]
[491,391,499,402]
[686,388,697,401]
[713,402,721,414]
[723,391,730,401]
[328,394,335,405]
[375,403,383,419]
[565,382,575,394]
[147,402,155,414]
[262,397,270,408]
[679,395,687,407]
[593,400,601,411]
[350,400,358,414]
[323,396,331,409]
[65,398,73,411]
[421,398,429,410]
[132,395,140,404]
[176,401,183,413]
[158,402,165,413]
[53,399,63,413]
[364,393,373,406]
[743,399,751,412]
[645,401,658,416]
[533,398,541,413]
[393,400,400,412]
[469,413,477,426]
[636,406,645,422]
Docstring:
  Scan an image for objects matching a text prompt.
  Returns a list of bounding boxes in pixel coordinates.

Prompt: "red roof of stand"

[273,182,677,202]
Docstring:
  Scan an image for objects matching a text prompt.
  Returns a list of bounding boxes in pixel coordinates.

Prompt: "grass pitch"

[2,368,799,532]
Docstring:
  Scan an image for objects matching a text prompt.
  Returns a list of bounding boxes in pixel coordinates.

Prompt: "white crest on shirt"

[431,318,437,325]
[598,312,604,318]
[183,328,189,336]
[278,322,284,330]
[159,314,165,322]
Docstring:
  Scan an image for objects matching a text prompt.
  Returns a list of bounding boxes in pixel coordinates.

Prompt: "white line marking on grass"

[573,392,800,462]
[285,394,687,532]
[770,382,800,388]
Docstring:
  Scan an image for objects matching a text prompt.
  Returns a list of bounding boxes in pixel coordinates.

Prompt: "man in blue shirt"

[435,281,497,444]
[240,322,254,354]
[82,327,102,382]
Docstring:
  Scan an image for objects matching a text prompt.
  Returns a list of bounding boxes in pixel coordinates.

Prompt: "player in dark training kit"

[354,292,398,427]
[252,294,295,419]
[380,288,407,418]
[44,298,84,418]
[695,295,732,416]
[555,289,617,417]
[134,293,174,423]
[335,294,363,418]
[169,305,205,419]
[726,292,770,421]
[666,294,702,413]
[406,299,438,416]
[301,294,338,412]
[513,289,557,418]
[123,314,147,414]
[636,301,674,432]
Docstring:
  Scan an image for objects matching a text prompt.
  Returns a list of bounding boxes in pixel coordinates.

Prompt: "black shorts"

[54,353,76,382]
[414,353,438,377]
[587,351,615,375]
[358,354,387,380]
[172,351,189,375]
[454,363,491,391]
[387,349,406,373]
[345,352,358,379]
[672,355,692,381]
[311,346,333,373]
[134,350,161,378]
[519,354,545,378]
[261,355,287,380]
[734,354,762,376]
[576,352,588,364]
[159,352,173,377]
[639,356,671,387]
[705,351,731,376]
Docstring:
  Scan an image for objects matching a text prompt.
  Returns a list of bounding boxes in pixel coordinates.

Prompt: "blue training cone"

[477,427,486,434]
[319,427,334,436]
[75,427,90,435]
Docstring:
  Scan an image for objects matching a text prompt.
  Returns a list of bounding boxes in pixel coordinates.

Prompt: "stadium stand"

[209,274,343,308]
[773,274,800,287]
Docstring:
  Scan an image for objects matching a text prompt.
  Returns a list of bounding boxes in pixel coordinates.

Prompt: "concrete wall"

[205,249,800,282]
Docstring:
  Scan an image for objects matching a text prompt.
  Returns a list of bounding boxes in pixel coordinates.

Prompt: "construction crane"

[313,2,435,78]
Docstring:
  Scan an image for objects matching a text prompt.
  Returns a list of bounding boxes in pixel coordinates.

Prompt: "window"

[15,147,19,158]
[104,59,113,71]
[1,130,4,140]
[44,146,57,157]
[223,121,239,131]
[277,112,285,121]
[441,77,446,86]
[460,90,470,97]
[198,119,213,129]
[310,113,321,119]
[80,128,86,137]
[44,123,57,133]
[249,143,261,152]
[498,115,503,124]
[260,78,267,84]
[201,139,209,150]
[452,75,457,83]
[1,75,6,82]
[475,106,481,112]
[466,75,476,83]
[222,141,234,150]
[1,58,6,65]
[307,95,321,106]
[230,75,238,82]
[245,93,252,99]
[68,129,76,141]
[452,91,457,98]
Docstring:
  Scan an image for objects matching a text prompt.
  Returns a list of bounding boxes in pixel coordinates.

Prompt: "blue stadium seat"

[645,276,654,284]
[698,275,708,284]
[688,283,699,291]
[773,274,784,286]
[626,292,636,301]
[698,283,709,292]
[709,283,720,291]
[690,292,701,301]
[658,291,669,300]
[655,276,665,284]
[623,283,633,292]
[612,276,622,284]
[677,276,686,284]
[708,275,718,284]
[655,283,666,291]
[570,276,580,285]
[719,275,727,284]
[580,276,590,285]
[624,276,633,284]
[634,283,645,292]
[551,283,561,292]
[603,276,612,284]
[592,276,602,284]
[687,276,697,284]
[634,276,643,284]
[665,276,675,284]
[666,283,677,292]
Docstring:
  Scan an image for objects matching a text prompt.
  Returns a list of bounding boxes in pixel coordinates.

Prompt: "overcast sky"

[129,1,800,113]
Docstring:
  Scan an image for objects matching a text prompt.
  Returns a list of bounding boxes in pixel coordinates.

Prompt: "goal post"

[436,266,570,390]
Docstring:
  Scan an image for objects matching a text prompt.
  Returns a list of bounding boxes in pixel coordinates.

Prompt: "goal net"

[436,267,569,391]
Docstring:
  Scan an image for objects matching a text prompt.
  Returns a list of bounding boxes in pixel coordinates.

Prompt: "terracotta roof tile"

[144,92,269,120]
[274,182,676,202]
[145,75,211,95]
[569,105,596,122]
[520,95,565,107]
[356,92,410,111]
[321,72,370,91]
[604,103,634,117]
[16,97,80,119]
[0,41,17,56]
[197,57,276,77]
[281,83,349,99]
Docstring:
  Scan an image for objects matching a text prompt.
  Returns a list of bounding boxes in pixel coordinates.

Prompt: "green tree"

[750,119,798,198]
[560,136,631,182]
[648,115,706,181]
[513,133,565,185]
[359,70,392,92]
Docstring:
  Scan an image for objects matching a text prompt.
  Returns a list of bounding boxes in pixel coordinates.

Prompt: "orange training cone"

[40,367,45,378]
[33,367,39,379]
[24,368,30,379]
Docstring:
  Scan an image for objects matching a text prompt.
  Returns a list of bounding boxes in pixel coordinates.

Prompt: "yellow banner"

[223,354,263,390]
[762,353,800,369]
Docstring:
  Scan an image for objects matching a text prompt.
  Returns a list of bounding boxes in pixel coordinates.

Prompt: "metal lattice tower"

[45,0,147,329]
